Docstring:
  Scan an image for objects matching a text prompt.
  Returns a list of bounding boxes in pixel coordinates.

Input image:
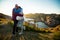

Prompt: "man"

[12,4,24,35]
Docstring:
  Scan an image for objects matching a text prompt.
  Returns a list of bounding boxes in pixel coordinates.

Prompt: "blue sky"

[0,0,60,16]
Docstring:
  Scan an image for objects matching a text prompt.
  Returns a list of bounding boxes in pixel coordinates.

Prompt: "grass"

[0,18,60,40]
[53,31,60,40]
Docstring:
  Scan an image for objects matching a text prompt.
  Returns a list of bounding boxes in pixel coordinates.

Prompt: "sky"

[0,0,60,16]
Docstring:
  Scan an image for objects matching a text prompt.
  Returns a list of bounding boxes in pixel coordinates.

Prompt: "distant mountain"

[0,13,11,19]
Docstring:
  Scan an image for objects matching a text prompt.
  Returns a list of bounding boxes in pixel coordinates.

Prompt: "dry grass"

[0,18,60,40]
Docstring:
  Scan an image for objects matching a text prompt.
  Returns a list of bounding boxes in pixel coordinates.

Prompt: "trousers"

[12,20,18,34]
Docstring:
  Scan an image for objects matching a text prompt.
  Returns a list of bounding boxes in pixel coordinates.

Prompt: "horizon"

[0,0,60,16]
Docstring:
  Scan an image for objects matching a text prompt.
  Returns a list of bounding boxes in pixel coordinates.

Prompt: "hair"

[15,4,18,6]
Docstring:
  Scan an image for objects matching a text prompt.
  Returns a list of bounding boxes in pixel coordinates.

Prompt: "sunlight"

[0,0,60,16]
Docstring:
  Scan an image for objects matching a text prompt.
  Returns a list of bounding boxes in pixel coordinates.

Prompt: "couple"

[12,4,25,36]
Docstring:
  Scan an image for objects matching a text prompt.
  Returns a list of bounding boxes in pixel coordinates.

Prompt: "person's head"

[15,4,19,9]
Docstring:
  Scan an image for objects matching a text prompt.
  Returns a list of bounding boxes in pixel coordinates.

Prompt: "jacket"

[12,7,23,20]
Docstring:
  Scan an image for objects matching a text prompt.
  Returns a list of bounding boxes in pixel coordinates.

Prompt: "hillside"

[0,13,12,25]
[0,13,60,40]
[0,21,60,40]
[0,13,11,19]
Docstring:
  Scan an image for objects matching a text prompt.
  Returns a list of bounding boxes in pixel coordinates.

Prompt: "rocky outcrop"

[45,15,60,27]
